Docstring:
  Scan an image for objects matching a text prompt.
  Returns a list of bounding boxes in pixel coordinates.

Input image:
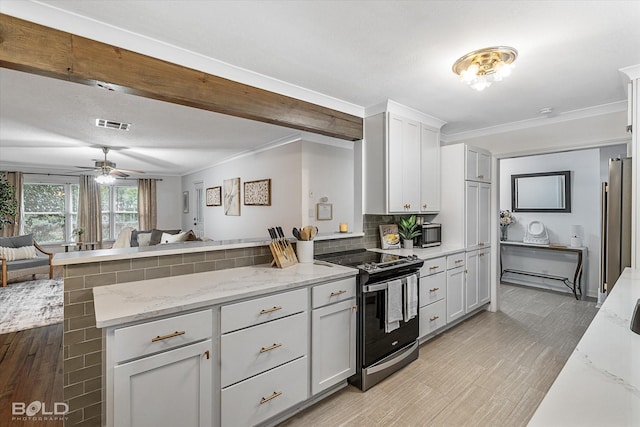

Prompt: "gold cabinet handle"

[423,204,427,209]
[260,343,283,353]
[455,259,464,263]
[479,253,485,257]
[352,305,358,312]
[204,350,210,360]
[151,331,185,343]
[429,265,439,270]
[429,287,440,292]
[407,204,411,209]
[464,269,468,273]
[260,306,282,314]
[330,290,347,297]
[260,391,282,404]
[429,316,439,321]
[478,175,484,179]
[478,242,485,246]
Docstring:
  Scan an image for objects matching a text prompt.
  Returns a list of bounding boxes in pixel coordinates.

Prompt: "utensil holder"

[296,240,314,263]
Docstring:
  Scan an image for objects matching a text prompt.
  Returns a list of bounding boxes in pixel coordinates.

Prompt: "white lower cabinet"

[418,269,446,339]
[311,298,356,395]
[478,248,491,305]
[446,266,465,323]
[221,356,308,427]
[419,299,446,336]
[465,250,479,312]
[113,339,212,427]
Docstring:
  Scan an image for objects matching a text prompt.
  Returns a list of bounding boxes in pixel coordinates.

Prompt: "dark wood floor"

[0,324,64,427]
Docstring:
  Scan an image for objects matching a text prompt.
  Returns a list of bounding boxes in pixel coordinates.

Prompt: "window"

[23,183,79,243]
[101,185,138,240]
[22,180,137,243]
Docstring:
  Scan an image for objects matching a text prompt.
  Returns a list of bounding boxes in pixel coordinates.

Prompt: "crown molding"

[0,1,364,118]
[620,64,640,81]
[441,101,627,143]
[365,100,446,129]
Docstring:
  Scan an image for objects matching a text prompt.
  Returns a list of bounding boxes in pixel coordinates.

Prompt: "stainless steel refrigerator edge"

[601,157,632,293]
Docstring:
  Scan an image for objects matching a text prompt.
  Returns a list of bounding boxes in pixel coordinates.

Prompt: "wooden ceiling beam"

[0,14,363,141]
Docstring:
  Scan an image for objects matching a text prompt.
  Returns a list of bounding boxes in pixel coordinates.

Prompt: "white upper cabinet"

[420,125,441,213]
[363,102,445,215]
[465,146,492,183]
[388,114,421,213]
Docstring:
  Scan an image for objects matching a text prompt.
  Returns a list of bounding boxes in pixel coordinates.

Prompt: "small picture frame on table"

[379,224,401,249]
[316,203,333,220]
[206,186,221,206]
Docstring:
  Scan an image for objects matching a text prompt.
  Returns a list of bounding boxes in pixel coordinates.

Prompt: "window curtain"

[1,171,23,237]
[78,175,102,244]
[137,179,157,231]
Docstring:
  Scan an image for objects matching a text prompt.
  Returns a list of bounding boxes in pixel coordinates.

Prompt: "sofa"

[0,234,53,287]
[112,227,201,249]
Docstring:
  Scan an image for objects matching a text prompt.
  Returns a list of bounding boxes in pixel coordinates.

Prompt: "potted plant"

[499,210,515,241]
[398,215,421,249]
[73,228,85,243]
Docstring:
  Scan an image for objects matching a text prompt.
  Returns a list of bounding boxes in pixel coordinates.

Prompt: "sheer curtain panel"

[78,175,102,244]
[138,179,157,231]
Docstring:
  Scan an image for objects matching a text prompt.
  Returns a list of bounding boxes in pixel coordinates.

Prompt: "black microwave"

[418,223,441,248]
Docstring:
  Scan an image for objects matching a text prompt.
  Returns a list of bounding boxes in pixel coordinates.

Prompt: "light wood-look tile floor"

[280,284,599,427]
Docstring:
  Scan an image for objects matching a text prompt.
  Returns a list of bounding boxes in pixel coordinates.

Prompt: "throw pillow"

[0,245,37,261]
[159,231,190,244]
[130,230,152,247]
[150,229,181,246]
[136,232,153,247]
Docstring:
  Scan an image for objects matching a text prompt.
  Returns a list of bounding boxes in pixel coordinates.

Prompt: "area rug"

[0,279,63,334]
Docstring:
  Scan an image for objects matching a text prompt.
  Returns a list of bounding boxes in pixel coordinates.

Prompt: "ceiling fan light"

[95,174,116,185]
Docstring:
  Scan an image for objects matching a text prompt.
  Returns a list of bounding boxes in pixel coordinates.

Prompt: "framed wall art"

[223,177,241,216]
[244,179,271,206]
[316,203,333,220]
[206,186,221,206]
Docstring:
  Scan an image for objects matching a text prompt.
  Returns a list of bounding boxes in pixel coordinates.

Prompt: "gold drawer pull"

[423,204,427,209]
[430,316,440,321]
[260,343,283,353]
[478,242,485,246]
[455,259,464,263]
[478,175,484,179]
[260,391,282,404]
[479,253,485,257]
[429,287,440,292]
[429,265,439,270]
[204,350,210,360]
[151,331,185,343]
[330,290,347,297]
[260,306,282,314]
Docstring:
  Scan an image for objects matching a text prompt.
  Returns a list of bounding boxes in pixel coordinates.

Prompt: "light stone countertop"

[93,261,357,328]
[528,267,640,427]
[53,232,365,266]
[369,244,466,260]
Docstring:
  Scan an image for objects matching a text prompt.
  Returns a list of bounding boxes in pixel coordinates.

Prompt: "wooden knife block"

[269,241,298,268]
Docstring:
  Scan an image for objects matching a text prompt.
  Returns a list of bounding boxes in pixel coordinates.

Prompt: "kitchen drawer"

[221,288,307,333]
[221,312,308,388]
[447,253,466,270]
[420,256,445,276]
[312,277,356,309]
[419,299,447,338]
[221,356,308,427]
[419,272,446,307]
[113,309,212,363]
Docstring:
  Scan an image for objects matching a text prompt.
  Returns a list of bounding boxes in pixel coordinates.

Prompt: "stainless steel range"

[315,249,424,391]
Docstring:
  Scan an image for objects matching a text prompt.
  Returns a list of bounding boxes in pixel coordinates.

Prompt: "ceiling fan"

[76,147,145,179]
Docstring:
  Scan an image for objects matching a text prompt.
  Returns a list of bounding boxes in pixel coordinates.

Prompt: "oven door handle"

[362,272,419,293]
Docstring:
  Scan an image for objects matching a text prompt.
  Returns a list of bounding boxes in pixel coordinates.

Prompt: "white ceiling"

[1,0,639,176]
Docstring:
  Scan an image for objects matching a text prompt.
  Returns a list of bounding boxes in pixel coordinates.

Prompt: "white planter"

[403,239,414,249]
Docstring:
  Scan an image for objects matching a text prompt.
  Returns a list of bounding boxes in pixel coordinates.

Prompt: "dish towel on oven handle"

[404,274,418,322]
[385,279,403,333]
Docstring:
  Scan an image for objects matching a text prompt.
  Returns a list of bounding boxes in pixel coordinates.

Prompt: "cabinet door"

[420,125,440,213]
[465,146,491,182]
[446,267,465,323]
[478,249,491,305]
[478,183,491,247]
[388,114,420,213]
[311,298,356,395]
[477,152,491,182]
[465,251,479,312]
[419,271,446,307]
[465,181,479,248]
[114,340,212,427]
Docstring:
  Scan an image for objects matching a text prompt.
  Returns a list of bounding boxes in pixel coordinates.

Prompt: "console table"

[500,241,586,299]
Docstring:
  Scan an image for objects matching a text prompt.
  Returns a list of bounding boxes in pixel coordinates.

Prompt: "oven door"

[361,272,419,367]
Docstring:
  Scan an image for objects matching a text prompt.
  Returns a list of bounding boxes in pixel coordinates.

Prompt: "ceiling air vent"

[96,119,131,131]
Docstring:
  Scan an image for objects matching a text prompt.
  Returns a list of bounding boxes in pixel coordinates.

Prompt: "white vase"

[403,239,414,249]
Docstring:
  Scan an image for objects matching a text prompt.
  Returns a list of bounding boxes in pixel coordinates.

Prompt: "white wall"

[181,139,354,241]
[500,149,603,297]
[155,175,182,229]
[301,141,354,234]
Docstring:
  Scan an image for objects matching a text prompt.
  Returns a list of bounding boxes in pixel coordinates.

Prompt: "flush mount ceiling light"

[452,46,518,91]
